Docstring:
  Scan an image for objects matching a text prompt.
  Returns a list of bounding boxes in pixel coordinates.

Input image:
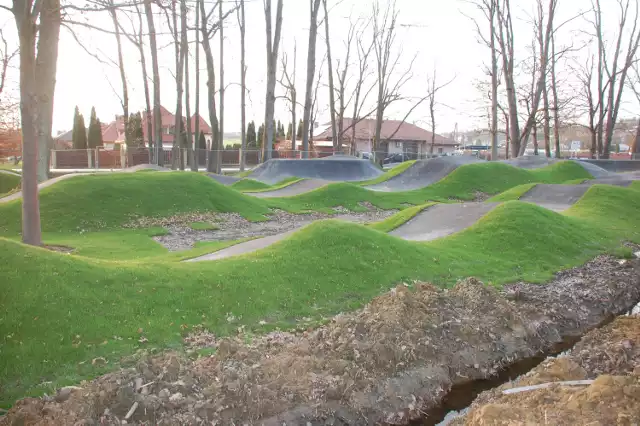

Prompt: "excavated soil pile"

[452,315,640,425]
[2,257,639,425]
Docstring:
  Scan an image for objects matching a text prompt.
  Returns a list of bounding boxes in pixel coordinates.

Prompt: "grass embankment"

[231,176,303,193]
[2,183,639,406]
[267,161,592,212]
[357,160,416,186]
[487,183,538,202]
[0,172,271,234]
[0,172,20,197]
[368,203,434,232]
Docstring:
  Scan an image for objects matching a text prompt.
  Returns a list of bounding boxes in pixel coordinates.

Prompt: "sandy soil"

[452,315,640,425]
[1,255,638,425]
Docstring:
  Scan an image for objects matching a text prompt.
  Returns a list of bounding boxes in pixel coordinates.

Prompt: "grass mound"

[2,183,639,406]
[0,172,271,233]
[267,161,592,211]
[368,203,434,232]
[487,183,538,202]
[0,172,20,197]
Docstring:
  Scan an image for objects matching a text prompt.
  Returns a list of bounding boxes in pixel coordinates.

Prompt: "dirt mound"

[2,257,639,425]
[453,316,640,425]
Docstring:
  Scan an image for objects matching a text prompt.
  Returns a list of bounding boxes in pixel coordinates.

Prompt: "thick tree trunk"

[218,0,224,173]
[238,0,246,170]
[110,2,129,164]
[302,0,322,159]
[489,2,498,162]
[532,121,538,155]
[15,3,41,245]
[35,0,60,182]
[263,0,283,162]
[170,0,183,170]
[633,118,640,159]
[199,0,220,172]
[144,0,163,166]
[181,0,195,171]
[136,17,154,162]
[322,0,338,151]
[194,0,200,168]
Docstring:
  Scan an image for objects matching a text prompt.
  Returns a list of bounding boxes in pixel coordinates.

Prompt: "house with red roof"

[314,118,458,156]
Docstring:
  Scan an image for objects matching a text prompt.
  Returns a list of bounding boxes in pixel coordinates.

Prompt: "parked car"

[383,153,410,164]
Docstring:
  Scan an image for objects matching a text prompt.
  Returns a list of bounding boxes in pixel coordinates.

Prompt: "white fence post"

[87,149,93,168]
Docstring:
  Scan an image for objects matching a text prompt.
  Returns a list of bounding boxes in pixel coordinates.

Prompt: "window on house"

[395,142,402,148]
[438,147,444,154]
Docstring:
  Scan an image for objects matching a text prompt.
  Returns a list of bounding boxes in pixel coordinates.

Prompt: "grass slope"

[0,172,20,197]
[0,172,271,234]
[231,176,303,193]
[487,183,538,202]
[357,160,416,186]
[368,203,434,232]
[1,184,639,406]
[267,161,592,212]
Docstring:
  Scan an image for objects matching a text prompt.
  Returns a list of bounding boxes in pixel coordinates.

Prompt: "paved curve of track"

[247,179,331,198]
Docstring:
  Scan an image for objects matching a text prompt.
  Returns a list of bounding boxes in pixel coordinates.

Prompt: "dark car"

[383,153,409,164]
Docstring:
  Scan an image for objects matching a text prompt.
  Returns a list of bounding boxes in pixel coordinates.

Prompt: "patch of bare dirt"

[452,316,640,425]
[43,244,74,254]
[1,256,639,425]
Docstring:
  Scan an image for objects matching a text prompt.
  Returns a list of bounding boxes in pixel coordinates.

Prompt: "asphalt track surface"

[248,157,383,185]
[364,156,483,192]
[206,173,240,186]
[248,179,330,198]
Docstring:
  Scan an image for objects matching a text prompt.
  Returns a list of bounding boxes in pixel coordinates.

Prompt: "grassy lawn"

[357,160,416,186]
[1,183,639,406]
[0,172,20,197]
[266,161,593,212]
[0,172,271,234]
[231,176,303,193]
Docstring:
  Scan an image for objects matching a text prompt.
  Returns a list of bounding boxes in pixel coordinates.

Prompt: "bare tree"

[349,29,375,154]
[301,0,322,158]
[278,43,297,150]
[108,0,130,161]
[629,63,640,158]
[550,29,561,158]
[182,0,195,171]
[218,0,225,172]
[7,0,61,244]
[426,68,455,155]
[468,0,499,160]
[262,0,284,161]
[309,55,326,145]
[195,0,200,166]
[236,0,247,170]
[143,0,163,165]
[496,0,558,158]
[594,0,640,158]
[322,0,338,151]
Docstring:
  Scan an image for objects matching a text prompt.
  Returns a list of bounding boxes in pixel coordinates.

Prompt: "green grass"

[266,161,593,212]
[0,172,20,197]
[2,183,639,406]
[189,222,220,231]
[0,172,271,234]
[357,160,416,186]
[231,176,303,193]
[368,203,435,232]
[487,183,538,202]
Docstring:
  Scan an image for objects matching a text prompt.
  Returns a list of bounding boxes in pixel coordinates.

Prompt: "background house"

[314,118,458,156]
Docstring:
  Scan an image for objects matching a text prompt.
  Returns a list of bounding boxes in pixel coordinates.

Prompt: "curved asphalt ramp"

[248,179,330,198]
[501,156,558,169]
[206,173,240,186]
[579,159,640,173]
[248,157,383,185]
[365,156,483,192]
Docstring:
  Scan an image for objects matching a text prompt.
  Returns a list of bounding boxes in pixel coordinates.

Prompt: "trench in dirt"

[414,302,640,426]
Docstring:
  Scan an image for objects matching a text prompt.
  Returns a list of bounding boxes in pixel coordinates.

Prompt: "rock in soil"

[1,256,639,425]
[451,315,640,425]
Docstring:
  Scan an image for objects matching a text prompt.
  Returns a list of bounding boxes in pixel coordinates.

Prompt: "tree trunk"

[238,0,246,171]
[633,118,640,159]
[489,1,498,162]
[144,0,163,166]
[135,3,154,162]
[322,0,338,151]
[35,0,60,182]
[429,97,436,155]
[550,31,561,158]
[14,0,42,245]
[110,2,129,162]
[263,0,284,162]
[532,121,538,155]
[182,0,195,171]
[199,0,220,173]
[218,0,224,173]
[194,0,200,168]
[302,0,322,159]
[171,0,183,170]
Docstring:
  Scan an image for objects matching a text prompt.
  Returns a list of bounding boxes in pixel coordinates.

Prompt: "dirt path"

[247,179,330,198]
[2,256,638,425]
[390,202,498,241]
[452,314,640,425]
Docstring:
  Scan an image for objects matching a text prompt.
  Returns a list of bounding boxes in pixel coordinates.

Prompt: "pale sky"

[1,0,639,135]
